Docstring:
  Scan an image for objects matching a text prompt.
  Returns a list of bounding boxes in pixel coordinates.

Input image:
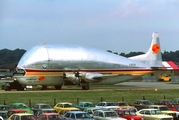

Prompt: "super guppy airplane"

[13,32,162,90]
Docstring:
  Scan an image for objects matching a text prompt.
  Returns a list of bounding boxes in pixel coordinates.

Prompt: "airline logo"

[152,44,160,54]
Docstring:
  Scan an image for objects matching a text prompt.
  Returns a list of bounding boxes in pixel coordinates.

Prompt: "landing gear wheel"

[55,85,61,90]
[82,85,89,90]
[41,86,47,90]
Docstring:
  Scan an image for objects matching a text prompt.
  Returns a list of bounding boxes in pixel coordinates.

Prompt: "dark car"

[31,103,53,110]
[131,100,153,110]
[0,104,11,111]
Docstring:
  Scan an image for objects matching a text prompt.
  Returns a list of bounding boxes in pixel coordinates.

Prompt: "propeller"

[74,69,80,77]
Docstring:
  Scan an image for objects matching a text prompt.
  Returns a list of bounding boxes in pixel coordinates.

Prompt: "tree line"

[0,49,178,69]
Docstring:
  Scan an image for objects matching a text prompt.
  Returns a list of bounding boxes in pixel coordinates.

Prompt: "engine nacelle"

[66,74,80,84]
[84,72,103,83]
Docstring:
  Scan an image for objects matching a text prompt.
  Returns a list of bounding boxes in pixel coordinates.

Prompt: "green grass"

[0,84,178,108]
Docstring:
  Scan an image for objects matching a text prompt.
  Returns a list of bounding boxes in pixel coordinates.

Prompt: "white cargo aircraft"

[13,32,162,90]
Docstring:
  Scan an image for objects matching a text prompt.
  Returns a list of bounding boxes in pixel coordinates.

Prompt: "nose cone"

[17,45,49,69]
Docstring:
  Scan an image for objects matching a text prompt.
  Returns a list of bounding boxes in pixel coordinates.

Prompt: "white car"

[136,109,173,120]
[93,110,127,120]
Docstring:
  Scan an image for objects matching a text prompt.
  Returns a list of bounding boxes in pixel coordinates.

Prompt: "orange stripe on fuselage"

[24,69,153,76]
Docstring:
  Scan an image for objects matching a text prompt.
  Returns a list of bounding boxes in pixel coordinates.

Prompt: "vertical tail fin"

[129,32,162,67]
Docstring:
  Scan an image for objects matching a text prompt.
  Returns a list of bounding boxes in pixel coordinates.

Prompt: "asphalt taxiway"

[119,81,179,89]
[0,81,178,93]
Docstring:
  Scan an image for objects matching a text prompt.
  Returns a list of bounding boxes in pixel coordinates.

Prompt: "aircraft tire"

[55,85,61,90]
[82,85,89,90]
[41,86,47,90]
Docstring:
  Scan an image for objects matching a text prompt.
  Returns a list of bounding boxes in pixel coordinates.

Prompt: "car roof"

[56,102,72,104]
[66,111,87,113]
[150,105,168,107]
[40,113,59,115]
[77,102,93,103]
[33,103,50,105]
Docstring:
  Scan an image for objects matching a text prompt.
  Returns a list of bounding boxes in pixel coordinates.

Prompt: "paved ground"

[0,81,178,93]
[119,81,179,89]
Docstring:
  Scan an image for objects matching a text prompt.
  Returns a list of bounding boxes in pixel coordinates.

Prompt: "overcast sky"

[0,0,179,53]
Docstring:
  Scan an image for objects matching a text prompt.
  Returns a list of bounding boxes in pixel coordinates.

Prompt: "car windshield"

[165,101,175,104]
[151,110,163,115]
[84,103,95,107]
[48,115,63,120]
[41,105,52,109]
[160,106,170,111]
[105,111,118,117]
[118,102,128,106]
[21,115,36,120]
[143,101,153,105]
[64,104,73,108]
[106,103,117,106]
[76,113,91,119]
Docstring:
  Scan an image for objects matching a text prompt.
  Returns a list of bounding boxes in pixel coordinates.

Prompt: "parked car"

[0,111,8,120]
[116,101,136,109]
[7,109,27,118]
[84,107,102,116]
[96,101,119,109]
[31,103,53,110]
[136,109,173,120]
[8,113,37,120]
[34,109,57,117]
[58,107,81,116]
[171,98,179,104]
[131,100,153,110]
[149,105,179,120]
[0,104,11,111]
[1,82,8,90]
[54,102,75,112]
[114,109,143,120]
[154,99,177,109]
[93,109,127,120]
[63,111,94,120]
[10,103,34,114]
[37,113,64,120]
[76,102,95,111]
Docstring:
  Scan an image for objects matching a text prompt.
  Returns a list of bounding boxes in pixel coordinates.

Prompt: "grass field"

[0,84,179,108]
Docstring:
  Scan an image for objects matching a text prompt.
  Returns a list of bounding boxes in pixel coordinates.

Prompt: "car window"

[145,110,150,115]
[64,113,70,118]
[39,115,46,120]
[139,110,145,114]
[71,113,75,119]
[93,111,98,116]
[57,104,62,107]
[99,112,103,117]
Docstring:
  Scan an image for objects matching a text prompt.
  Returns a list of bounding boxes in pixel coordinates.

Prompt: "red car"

[7,109,27,118]
[115,109,144,120]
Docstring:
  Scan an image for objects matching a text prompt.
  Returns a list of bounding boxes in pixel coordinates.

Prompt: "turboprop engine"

[65,72,103,85]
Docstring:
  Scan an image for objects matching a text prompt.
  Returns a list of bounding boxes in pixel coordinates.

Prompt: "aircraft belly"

[92,75,139,84]
[14,76,63,86]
